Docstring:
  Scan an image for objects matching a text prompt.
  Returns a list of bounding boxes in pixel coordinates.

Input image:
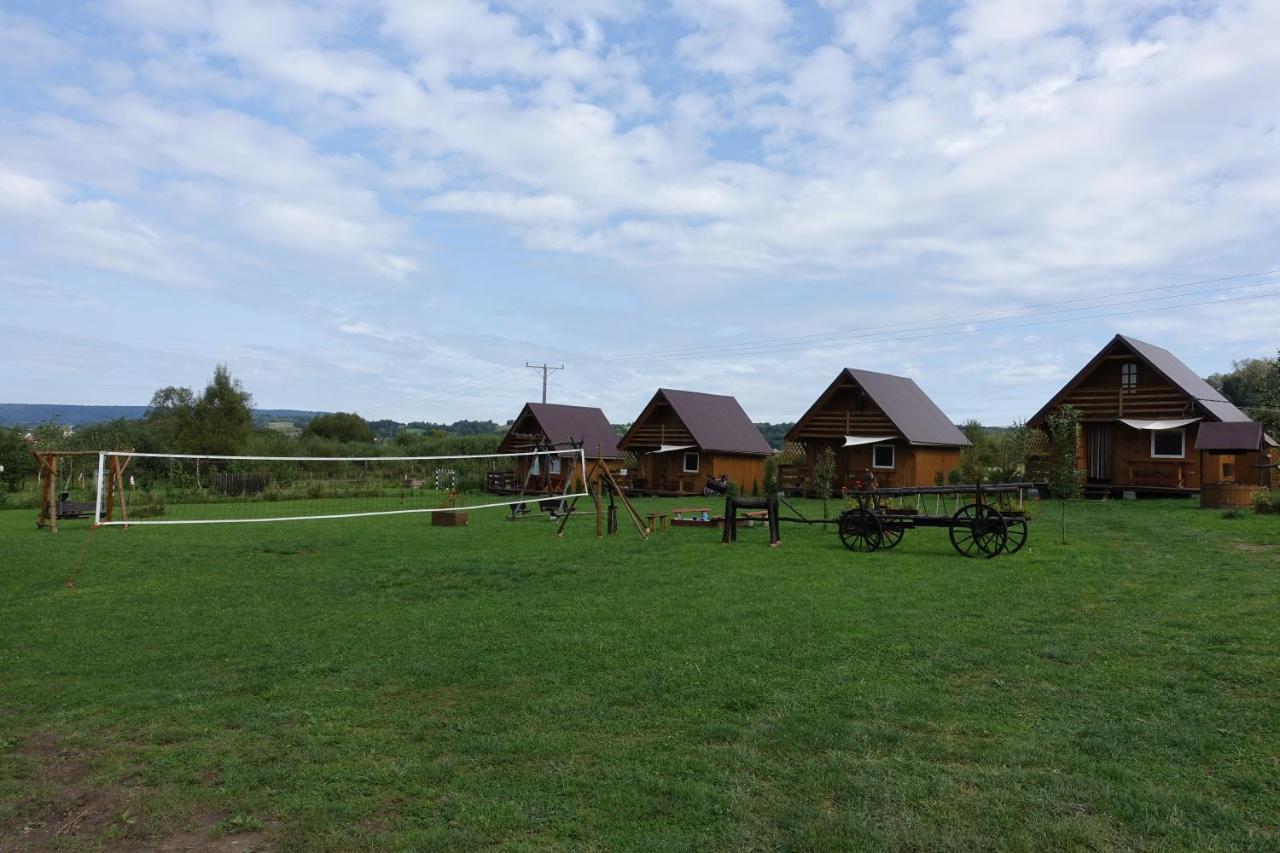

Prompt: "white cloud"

[5,0,1280,421]
[0,11,68,67]
[0,167,208,287]
[824,0,918,62]
[675,0,792,76]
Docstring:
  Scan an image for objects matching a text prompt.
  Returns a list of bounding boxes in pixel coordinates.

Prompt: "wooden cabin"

[1027,334,1268,494]
[618,389,772,495]
[493,402,621,494]
[785,368,970,491]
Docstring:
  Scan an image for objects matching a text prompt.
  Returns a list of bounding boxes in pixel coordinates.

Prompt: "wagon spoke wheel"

[1001,516,1028,554]
[949,503,1007,559]
[839,508,883,553]
[879,522,905,550]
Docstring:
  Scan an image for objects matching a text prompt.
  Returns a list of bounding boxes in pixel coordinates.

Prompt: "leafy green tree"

[814,446,837,528]
[180,365,254,455]
[1045,405,1084,544]
[1207,351,1280,438]
[990,421,1033,483]
[958,419,990,483]
[0,427,38,491]
[145,386,196,451]
[305,412,374,443]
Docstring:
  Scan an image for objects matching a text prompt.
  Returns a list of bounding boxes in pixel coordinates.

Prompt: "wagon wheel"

[838,508,883,553]
[879,521,906,550]
[949,503,1007,559]
[1001,516,1028,554]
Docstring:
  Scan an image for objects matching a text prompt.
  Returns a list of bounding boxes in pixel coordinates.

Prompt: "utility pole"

[525,362,564,403]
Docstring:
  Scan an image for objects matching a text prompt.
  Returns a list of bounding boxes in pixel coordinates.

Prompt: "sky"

[2,0,1278,426]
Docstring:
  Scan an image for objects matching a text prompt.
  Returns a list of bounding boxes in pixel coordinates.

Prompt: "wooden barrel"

[1200,482,1263,509]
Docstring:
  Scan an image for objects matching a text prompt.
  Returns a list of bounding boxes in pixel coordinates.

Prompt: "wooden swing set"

[554,447,649,540]
[31,449,131,533]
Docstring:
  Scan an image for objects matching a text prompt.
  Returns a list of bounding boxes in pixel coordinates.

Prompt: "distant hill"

[0,403,327,429]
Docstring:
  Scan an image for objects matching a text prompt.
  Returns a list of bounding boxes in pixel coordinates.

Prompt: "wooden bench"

[1127,461,1188,489]
[646,512,670,533]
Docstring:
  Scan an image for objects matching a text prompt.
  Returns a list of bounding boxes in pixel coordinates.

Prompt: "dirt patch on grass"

[1231,541,1279,561]
[0,733,273,851]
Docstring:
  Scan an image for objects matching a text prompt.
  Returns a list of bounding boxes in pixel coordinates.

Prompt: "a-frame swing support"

[555,448,647,540]
[32,449,130,533]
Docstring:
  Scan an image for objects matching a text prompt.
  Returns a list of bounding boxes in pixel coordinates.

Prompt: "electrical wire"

[561,269,1279,366]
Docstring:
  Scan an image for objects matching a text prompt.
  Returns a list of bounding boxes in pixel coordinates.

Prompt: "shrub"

[1254,490,1279,515]
[947,468,964,485]
[764,455,779,495]
[131,491,167,518]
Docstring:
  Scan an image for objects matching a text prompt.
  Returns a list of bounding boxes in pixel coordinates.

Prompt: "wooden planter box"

[431,511,469,527]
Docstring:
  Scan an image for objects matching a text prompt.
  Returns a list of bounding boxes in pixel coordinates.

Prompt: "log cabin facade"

[617,389,772,495]
[1028,334,1268,493]
[785,368,970,491]
[493,402,622,494]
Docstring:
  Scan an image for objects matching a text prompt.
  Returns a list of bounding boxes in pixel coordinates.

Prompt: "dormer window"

[1121,363,1137,389]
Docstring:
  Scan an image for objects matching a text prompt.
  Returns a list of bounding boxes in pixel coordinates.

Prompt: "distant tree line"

[6,355,1275,496]
[0,365,508,496]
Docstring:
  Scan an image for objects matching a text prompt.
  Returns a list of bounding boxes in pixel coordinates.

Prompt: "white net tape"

[93,449,589,526]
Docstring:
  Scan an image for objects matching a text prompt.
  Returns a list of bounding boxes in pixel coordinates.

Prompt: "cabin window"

[548,456,562,475]
[530,456,540,475]
[682,452,700,473]
[872,443,895,469]
[1121,362,1137,388]
[1151,429,1184,459]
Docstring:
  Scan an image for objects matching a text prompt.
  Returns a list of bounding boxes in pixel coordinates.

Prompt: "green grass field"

[2,497,1278,850]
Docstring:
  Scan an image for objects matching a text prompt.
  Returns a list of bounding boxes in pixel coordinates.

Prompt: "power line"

[568,277,1280,366]
[356,364,524,420]
[562,269,1279,366]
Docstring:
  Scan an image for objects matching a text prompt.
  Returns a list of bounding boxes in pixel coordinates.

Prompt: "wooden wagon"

[833,483,1032,558]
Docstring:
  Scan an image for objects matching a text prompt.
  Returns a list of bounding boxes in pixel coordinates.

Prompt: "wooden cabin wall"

[621,404,694,449]
[790,385,896,440]
[635,451,766,494]
[1108,424,1199,489]
[1051,354,1196,423]
[710,454,767,493]
[799,440,959,489]
[913,448,961,487]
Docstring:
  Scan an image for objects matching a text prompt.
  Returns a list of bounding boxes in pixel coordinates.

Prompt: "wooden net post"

[594,447,604,538]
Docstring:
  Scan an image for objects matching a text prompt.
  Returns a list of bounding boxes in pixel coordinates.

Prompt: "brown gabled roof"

[1029,334,1252,425]
[1195,421,1272,452]
[498,402,621,458]
[621,389,772,456]
[786,368,970,447]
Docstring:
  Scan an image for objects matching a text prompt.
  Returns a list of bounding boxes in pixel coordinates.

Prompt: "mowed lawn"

[1,497,1278,850]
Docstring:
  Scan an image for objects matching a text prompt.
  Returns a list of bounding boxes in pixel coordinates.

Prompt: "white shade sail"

[651,444,696,454]
[1118,418,1199,431]
[843,435,897,447]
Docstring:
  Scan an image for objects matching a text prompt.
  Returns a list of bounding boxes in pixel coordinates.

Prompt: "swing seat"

[54,491,95,520]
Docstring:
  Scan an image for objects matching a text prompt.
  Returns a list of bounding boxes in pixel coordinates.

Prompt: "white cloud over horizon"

[2,0,1278,425]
